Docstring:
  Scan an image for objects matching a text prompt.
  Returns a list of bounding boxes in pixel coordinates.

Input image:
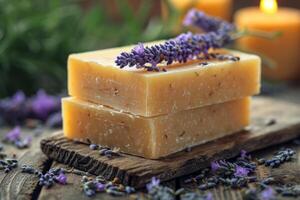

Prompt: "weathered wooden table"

[0,85,300,200]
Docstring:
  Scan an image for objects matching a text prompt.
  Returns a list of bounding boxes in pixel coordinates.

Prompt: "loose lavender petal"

[55,173,67,185]
[5,126,21,142]
[96,183,105,192]
[260,187,275,200]
[210,161,220,172]
[234,165,249,177]
[146,177,160,191]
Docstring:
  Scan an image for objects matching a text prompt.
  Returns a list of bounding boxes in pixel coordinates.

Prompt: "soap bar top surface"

[62,97,250,159]
[68,42,261,116]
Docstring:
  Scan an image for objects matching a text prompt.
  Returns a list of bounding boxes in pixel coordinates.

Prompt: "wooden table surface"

[0,85,300,200]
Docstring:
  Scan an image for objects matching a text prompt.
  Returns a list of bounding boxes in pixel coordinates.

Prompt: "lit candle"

[234,0,300,81]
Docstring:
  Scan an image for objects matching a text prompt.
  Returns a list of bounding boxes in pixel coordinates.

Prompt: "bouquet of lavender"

[115,10,236,71]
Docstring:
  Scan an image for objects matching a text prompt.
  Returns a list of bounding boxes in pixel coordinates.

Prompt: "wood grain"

[0,128,53,200]
[40,96,300,188]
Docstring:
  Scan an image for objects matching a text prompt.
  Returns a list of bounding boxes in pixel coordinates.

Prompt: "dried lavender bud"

[115,10,236,71]
[21,165,36,174]
[260,187,275,200]
[146,177,160,191]
[89,144,98,150]
[55,173,67,185]
[262,148,296,168]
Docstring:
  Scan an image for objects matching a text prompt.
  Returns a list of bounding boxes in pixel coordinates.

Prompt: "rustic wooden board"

[40,96,300,188]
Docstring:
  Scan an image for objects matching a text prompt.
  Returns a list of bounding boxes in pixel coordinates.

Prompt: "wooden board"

[40,96,300,188]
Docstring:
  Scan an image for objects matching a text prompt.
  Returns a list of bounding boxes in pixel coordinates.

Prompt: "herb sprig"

[115,10,236,71]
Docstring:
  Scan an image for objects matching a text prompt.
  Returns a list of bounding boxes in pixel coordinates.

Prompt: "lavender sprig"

[115,10,236,71]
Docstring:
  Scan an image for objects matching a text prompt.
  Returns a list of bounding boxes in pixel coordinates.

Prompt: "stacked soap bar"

[63,43,261,159]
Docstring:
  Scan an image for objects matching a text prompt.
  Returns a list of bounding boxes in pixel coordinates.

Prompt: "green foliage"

[0,0,178,97]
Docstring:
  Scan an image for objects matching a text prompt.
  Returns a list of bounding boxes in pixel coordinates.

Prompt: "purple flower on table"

[31,90,59,120]
[5,126,21,142]
[234,165,249,177]
[260,187,275,200]
[146,177,160,191]
[210,161,220,172]
[96,182,105,192]
[55,173,67,185]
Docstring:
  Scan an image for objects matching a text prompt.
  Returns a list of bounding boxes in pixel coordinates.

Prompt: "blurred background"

[0,0,299,97]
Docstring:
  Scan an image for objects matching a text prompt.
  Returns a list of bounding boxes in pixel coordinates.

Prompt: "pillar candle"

[234,0,300,81]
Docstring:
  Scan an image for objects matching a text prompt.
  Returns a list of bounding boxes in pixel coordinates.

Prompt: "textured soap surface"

[68,44,261,117]
[62,97,250,159]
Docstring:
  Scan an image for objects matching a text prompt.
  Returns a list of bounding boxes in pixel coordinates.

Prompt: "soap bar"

[62,97,250,159]
[68,45,260,117]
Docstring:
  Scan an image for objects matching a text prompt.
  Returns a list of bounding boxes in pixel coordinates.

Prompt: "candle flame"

[260,0,278,14]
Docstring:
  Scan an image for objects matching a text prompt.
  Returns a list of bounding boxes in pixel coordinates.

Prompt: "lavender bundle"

[115,9,236,71]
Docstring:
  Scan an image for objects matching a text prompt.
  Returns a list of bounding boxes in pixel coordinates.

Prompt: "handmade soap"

[68,45,260,117]
[62,97,250,159]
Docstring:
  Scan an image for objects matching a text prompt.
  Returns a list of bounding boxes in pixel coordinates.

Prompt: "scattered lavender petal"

[55,173,67,185]
[234,165,249,177]
[146,177,160,191]
[5,126,21,142]
[260,187,275,200]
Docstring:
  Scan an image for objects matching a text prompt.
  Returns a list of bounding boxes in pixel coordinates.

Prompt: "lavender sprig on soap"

[115,10,236,71]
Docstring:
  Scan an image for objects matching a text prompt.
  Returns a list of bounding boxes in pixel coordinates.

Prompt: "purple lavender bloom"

[11,91,26,105]
[133,43,145,55]
[146,177,160,191]
[5,126,21,142]
[211,161,220,172]
[240,150,247,159]
[55,173,67,185]
[96,182,105,192]
[260,187,275,200]
[31,90,59,120]
[115,10,236,71]
[240,149,251,160]
[234,165,249,177]
[183,9,198,26]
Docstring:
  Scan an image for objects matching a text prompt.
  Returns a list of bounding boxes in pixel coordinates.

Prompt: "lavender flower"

[96,183,105,192]
[11,91,26,105]
[260,187,275,200]
[146,177,160,191]
[115,10,236,71]
[55,173,67,185]
[5,126,21,142]
[31,90,60,120]
[210,161,220,172]
[234,165,249,177]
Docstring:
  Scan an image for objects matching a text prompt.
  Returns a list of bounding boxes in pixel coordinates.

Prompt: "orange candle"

[169,0,232,21]
[234,0,300,81]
